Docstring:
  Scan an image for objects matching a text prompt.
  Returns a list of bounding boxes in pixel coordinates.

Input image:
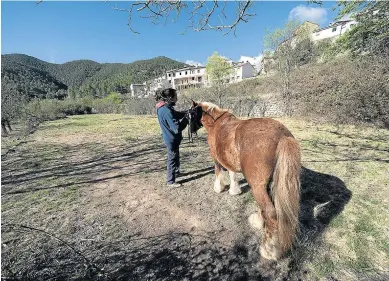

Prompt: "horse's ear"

[190,99,197,107]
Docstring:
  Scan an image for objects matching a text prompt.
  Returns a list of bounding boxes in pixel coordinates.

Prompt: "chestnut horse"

[188,101,301,260]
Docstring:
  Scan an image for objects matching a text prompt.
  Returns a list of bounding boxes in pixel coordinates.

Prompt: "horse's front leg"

[228,170,242,195]
[213,160,226,193]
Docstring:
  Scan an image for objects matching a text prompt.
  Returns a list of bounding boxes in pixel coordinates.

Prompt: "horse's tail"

[271,136,301,253]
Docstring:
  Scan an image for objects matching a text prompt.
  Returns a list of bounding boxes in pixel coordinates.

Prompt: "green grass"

[315,254,336,277]
[36,114,161,143]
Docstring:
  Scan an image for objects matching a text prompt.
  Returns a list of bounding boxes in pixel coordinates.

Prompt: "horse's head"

[188,100,203,134]
[188,100,228,133]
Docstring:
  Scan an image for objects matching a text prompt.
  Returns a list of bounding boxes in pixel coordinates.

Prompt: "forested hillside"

[1,54,187,100]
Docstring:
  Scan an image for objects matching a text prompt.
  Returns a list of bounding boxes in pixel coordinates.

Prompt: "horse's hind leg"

[228,170,241,195]
[252,183,281,260]
[248,167,281,260]
[213,161,226,193]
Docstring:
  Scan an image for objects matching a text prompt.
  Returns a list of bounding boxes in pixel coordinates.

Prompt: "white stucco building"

[312,19,357,42]
[130,83,147,97]
[239,55,262,73]
[166,66,209,91]
[229,61,256,83]
[133,58,257,96]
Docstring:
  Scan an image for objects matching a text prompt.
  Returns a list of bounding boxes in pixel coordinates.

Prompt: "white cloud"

[289,5,327,25]
[185,60,203,66]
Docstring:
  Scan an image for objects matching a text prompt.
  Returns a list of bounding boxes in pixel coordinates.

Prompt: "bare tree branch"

[37,0,255,35]
[309,1,323,6]
[110,0,255,35]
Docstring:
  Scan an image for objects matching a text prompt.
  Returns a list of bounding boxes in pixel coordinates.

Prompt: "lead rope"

[187,109,199,143]
[187,109,193,143]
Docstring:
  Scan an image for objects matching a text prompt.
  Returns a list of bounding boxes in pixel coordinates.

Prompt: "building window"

[197,70,200,73]
[185,71,188,75]
[192,77,195,80]
[168,80,171,84]
[168,74,171,77]
[332,27,337,32]
[198,77,202,82]
[173,73,176,77]
[179,72,181,75]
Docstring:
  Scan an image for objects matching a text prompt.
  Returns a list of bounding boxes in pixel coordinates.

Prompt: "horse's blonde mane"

[200,102,229,114]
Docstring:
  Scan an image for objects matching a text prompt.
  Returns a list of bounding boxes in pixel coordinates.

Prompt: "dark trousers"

[167,146,180,184]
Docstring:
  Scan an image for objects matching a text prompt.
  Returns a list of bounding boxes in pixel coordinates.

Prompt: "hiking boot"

[167,182,182,188]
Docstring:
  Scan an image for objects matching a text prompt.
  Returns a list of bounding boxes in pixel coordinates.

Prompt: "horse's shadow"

[195,165,350,232]
[299,166,352,230]
[239,166,351,267]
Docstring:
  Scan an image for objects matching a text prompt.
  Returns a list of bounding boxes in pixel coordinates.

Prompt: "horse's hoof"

[248,213,264,230]
[260,245,279,261]
[214,183,225,193]
[229,188,242,195]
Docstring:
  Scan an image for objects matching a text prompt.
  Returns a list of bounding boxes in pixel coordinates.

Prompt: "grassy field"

[1,114,388,280]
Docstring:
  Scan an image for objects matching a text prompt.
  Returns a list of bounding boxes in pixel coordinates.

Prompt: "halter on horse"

[187,101,228,142]
[186,104,203,142]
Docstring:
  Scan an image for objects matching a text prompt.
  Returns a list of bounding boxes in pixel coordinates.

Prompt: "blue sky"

[1,1,339,65]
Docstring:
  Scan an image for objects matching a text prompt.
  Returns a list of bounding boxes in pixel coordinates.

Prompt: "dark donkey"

[188,100,301,260]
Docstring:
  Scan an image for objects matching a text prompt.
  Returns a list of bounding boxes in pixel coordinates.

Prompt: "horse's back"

[236,118,293,141]
[211,116,293,172]
[236,118,294,169]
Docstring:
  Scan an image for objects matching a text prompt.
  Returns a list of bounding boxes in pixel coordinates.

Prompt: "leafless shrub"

[123,97,156,115]
[291,57,389,128]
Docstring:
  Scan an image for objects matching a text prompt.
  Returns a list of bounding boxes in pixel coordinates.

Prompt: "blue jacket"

[156,102,188,149]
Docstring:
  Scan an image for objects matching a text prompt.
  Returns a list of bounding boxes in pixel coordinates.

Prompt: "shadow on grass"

[1,226,263,281]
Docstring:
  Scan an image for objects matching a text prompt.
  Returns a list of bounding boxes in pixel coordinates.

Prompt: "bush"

[23,99,94,133]
[24,99,93,120]
[291,57,389,128]
[91,98,122,114]
[123,97,155,115]
[104,92,122,104]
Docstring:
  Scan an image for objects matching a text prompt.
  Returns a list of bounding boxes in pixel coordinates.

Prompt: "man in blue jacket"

[155,88,188,187]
